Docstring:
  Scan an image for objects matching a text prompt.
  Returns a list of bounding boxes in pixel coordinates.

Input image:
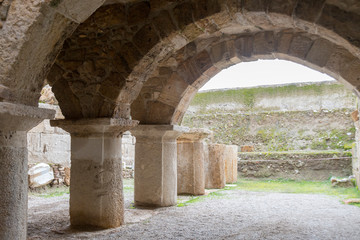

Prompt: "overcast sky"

[199,59,335,91]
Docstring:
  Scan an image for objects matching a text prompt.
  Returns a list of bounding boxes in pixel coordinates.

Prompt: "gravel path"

[28,189,360,240]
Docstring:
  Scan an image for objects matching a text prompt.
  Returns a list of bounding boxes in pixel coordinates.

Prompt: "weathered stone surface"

[239,152,352,180]
[0,130,28,240]
[224,145,238,184]
[177,128,212,195]
[268,0,297,15]
[318,4,360,49]
[131,125,189,207]
[51,118,138,229]
[288,35,313,59]
[0,102,55,239]
[306,39,335,67]
[294,0,326,22]
[205,144,226,189]
[64,167,71,186]
[28,163,54,188]
[331,176,354,188]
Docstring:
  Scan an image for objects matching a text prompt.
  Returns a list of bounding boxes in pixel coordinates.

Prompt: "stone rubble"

[331,176,355,188]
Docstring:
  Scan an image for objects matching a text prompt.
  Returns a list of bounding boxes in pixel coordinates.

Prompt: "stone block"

[234,35,253,58]
[172,2,194,30]
[152,10,177,38]
[253,31,275,56]
[132,125,189,207]
[225,145,238,184]
[177,128,212,195]
[28,163,55,188]
[306,39,334,67]
[205,144,226,189]
[288,35,313,59]
[133,24,160,54]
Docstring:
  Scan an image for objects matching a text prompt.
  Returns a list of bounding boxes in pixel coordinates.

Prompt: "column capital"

[0,102,55,131]
[50,118,139,137]
[177,128,212,142]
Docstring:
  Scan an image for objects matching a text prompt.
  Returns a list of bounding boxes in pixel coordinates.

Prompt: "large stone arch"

[0,0,105,106]
[130,28,360,124]
[47,0,360,120]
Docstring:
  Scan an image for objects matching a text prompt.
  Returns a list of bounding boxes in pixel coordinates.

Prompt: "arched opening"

[1,0,360,239]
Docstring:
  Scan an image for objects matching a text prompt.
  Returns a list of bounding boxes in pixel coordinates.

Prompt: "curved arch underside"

[1,0,360,123]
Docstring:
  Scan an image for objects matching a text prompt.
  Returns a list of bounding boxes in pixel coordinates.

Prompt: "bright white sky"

[199,59,335,91]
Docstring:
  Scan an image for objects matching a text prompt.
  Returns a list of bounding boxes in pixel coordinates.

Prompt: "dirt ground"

[28,187,360,240]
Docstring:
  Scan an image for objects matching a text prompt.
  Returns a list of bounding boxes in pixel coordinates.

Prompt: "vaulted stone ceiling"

[1,0,360,123]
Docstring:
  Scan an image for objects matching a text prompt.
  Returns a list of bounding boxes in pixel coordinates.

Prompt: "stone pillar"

[177,128,212,195]
[131,125,189,207]
[225,145,238,184]
[205,144,226,189]
[0,102,55,240]
[51,118,138,228]
[353,118,360,189]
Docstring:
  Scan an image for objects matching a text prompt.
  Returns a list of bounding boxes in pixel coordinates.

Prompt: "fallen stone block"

[331,176,355,188]
[28,163,54,188]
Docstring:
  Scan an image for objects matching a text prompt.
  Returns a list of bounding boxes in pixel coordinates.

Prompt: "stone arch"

[47,0,360,120]
[0,0,105,106]
[131,28,360,124]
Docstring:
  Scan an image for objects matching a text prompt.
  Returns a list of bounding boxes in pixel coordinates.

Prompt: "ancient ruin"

[1,0,360,239]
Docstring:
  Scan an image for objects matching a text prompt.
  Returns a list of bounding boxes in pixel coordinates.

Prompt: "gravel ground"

[28,188,360,240]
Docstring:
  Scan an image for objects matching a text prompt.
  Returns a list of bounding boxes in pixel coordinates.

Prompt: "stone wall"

[239,151,352,180]
[27,104,70,167]
[183,82,356,152]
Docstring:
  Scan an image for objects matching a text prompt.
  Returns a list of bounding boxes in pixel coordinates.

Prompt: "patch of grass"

[177,190,227,207]
[30,186,69,198]
[123,178,134,192]
[235,179,360,204]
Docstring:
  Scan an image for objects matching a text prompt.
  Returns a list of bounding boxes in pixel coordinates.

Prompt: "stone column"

[177,128,212,195]
[0,102,55,240]
[225,145,238,184]
[131,125,189,207]
[205,144,226,189]
[51,118,138,228]
[353,112,360,189]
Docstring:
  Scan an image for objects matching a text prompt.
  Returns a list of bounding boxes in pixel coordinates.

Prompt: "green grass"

[177,191,226,207]
[30,186,70,198]
[123,178,134,193]
[178,179,360,207]
[235,179,360,203]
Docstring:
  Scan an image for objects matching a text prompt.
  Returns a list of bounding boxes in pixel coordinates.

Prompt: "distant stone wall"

[238,152,352,180]
[27,104,71,167]
[183,82,356,152]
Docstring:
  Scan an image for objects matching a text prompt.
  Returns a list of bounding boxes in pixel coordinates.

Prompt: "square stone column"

[177,128,212,195]
[51,118,138,229]
[0,102,55,240]
[225,145,238,184]
[131,125,189,207]
[205,144,226,189]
